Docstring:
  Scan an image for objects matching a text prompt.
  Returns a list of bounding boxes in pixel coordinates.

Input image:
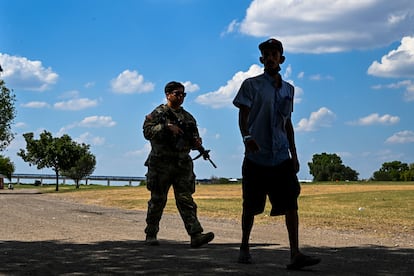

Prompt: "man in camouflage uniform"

[143,81,214,248]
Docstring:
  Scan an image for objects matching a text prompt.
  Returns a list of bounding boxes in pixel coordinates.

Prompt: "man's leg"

[285,209,321,270]
[238,210,254,264]
[174,161,214,248]
[241,211,254,249]
[145,192,168,245]
[144,166,170,246]
[285,209,299,258]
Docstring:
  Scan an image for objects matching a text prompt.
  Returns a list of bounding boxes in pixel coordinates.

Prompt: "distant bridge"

[10,174,145,186]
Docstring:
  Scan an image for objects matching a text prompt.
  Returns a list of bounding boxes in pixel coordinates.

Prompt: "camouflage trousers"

[144,154,203,236]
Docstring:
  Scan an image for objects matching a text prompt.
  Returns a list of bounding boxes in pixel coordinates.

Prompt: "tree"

[372,161,409,181]
[18,131,95,191]
[308,152,359,181]
[0,155,15,180]
[401,163,414,181]
[0,78,16,151]
[61,151,96,189]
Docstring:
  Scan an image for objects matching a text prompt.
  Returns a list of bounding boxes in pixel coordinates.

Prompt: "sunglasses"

[169,90,187,97]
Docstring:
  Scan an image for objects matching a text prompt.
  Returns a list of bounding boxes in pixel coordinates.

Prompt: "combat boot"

[190,232,214,248]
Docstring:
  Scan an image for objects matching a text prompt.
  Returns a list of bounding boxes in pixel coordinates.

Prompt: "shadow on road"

[0,240,412,275]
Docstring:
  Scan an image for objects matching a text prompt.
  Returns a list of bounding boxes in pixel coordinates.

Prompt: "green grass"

[297,190,414,233]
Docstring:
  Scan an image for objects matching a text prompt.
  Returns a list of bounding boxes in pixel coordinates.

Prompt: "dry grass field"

[49,182,414,240]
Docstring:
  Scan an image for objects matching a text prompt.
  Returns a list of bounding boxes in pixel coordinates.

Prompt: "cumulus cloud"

[75,132,105,146]
[221,19,240,37]
[14,122,27,128]
[78,116,116,128]
[385,130,414,144]
[0,53,58,91]
[195,64,262,108]
[368,36,414,78]
[54,98,99,111]
[56,116,116,137]
[125,143,151,157]
[21,101,50,109]
[367,36,414,101]
[405,82,414,101]
[348,113,400,126]
[235,0,414,53]
[296,107,336,132]
[182,81,200,93]
[111,70,154,94]
[372,80,414,101]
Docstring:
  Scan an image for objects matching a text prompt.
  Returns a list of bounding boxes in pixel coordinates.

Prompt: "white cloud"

[182,81,200,93]
[54,98,98,111]
[368,36,414,78]
[237,0,414,53]
[60,90,80,99]
[283,64,292,79]
[309,74,334,81]
[21,101,50,109]
[84,82,95,88]
[14,122,27,128]
[75,132,105,146]
[296,107,336,132]
[125,143,151,157]
[195,64,262,108]
[386,130,414,144]
[221,19,240,37]
[371,79,414,102]
[78,116,116,128]
[348,113,400,126]
[111,69,154,94]
[0,53,58,91]
[405,82,414,101]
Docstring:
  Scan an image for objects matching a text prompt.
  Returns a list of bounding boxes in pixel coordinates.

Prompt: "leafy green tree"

[18,130,94,191]
[0,155,15,180]
[401,163,414,181]
[308,152,359,181]
[372,161,409,181]
[61,151,96,189]
[0,78,16,151]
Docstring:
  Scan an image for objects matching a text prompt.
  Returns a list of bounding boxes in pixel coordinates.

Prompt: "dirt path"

[1,191,413,275]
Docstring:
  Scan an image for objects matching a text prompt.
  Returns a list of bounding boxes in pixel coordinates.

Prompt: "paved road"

[1,190,413,275]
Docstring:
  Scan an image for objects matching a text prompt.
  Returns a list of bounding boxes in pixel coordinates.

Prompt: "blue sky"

[1,0,414,181]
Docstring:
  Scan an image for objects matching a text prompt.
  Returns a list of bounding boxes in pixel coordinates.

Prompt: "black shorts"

[242,158,301,216]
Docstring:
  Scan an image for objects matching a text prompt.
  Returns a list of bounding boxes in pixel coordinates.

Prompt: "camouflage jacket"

[143,104,200,158]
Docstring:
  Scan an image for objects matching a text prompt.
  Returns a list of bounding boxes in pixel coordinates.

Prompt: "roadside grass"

[20,182,414,238]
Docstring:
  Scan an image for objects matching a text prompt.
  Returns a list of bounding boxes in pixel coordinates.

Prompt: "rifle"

[161,106,217,168]
[193,146,217,168]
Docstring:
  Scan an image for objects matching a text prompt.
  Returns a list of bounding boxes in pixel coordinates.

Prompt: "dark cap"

[165,81,184,94]
[258,38,283,54]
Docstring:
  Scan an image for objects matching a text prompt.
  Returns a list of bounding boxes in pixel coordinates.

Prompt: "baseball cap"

[258,38,283,54]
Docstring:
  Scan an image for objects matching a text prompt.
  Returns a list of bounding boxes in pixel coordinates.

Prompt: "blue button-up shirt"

[233,72,294,166]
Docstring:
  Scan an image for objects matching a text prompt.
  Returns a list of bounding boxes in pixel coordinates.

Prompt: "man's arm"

[285,118,299,173]
[238,105,250,137]
[238,105,259,153]
[143,111,168,141]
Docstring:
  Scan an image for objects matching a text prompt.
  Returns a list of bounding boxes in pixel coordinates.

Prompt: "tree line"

[308,152,414,182]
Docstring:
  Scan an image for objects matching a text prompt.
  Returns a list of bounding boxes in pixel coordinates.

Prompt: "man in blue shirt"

[233,38,320,270]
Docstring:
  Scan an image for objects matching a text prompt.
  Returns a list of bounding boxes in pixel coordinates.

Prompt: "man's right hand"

[167,123,183,136]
